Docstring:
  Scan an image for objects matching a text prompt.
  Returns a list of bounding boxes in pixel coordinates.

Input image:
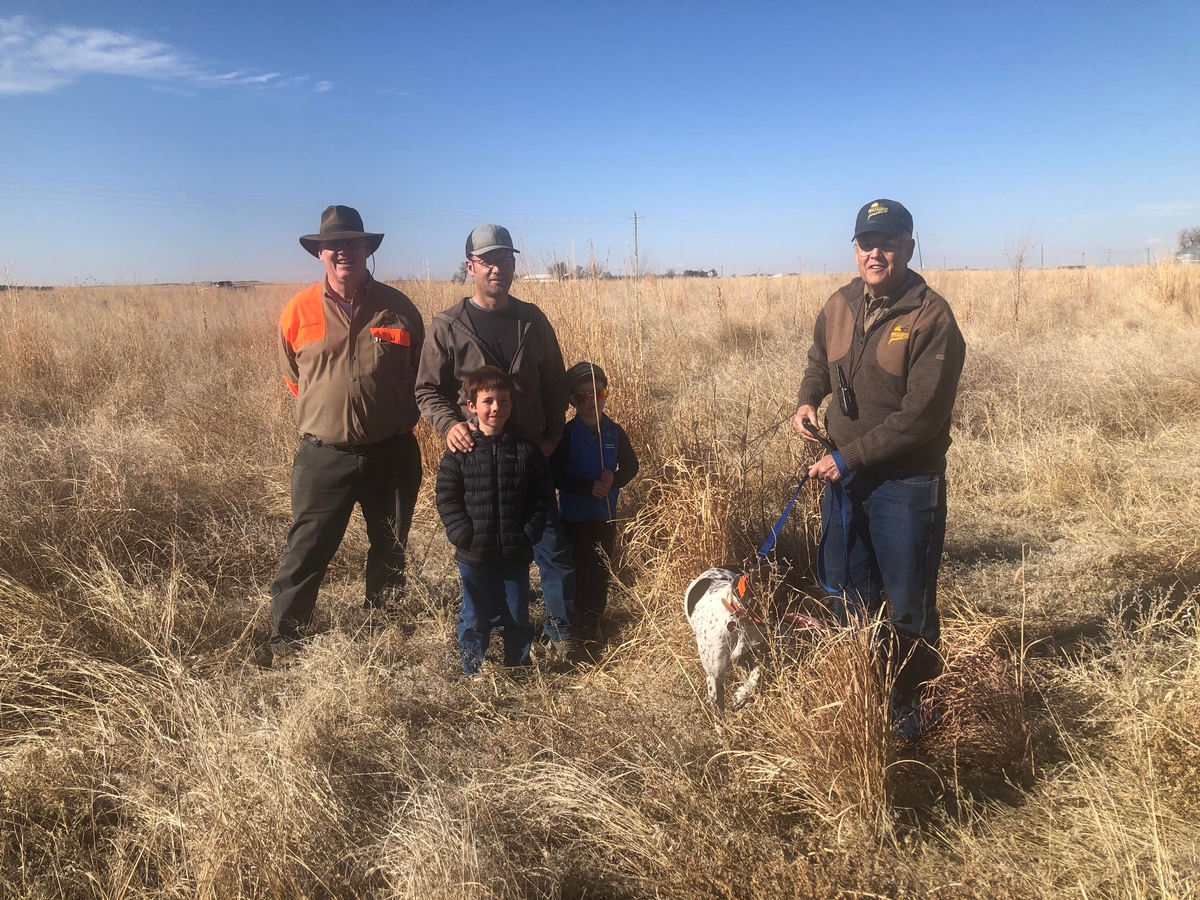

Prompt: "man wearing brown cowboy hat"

[268,205,425,668]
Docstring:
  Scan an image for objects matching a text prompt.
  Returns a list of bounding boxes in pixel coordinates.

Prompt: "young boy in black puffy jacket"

[435,366,555,676]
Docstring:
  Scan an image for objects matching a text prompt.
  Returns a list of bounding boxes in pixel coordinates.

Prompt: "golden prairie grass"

[0,262,1198,898]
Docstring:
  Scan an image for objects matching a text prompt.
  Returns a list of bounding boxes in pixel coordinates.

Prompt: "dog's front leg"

[729,660,761,711]
[707,673,726,716]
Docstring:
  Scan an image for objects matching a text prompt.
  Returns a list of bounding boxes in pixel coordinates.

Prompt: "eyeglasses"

[319,239,365,253]
[570,388,607,404]
[469,255,517,270]
[854,237,905,254]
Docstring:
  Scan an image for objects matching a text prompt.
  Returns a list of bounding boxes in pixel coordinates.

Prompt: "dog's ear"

[685,577,715,618]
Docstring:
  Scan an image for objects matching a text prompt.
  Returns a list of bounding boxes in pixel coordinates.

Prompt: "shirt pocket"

[369,328,411,346]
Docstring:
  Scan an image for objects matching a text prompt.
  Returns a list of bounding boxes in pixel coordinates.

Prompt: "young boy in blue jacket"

[436,366,554,676]
[549,362,639,640]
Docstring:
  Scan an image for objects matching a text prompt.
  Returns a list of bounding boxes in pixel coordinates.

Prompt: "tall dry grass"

[1,263,1199,898]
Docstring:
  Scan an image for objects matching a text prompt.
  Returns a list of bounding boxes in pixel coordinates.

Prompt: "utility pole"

[1147,247,1151,266]
[1106,248,1113,267]
[629,212,642,280]
[915,232,924,269]
[1082,252,1085,267]
[1040,244,1044,269]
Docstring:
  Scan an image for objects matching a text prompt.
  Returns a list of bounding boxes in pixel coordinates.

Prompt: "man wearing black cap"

[793,199,966,739]
[268,205,425,668]
[416,224,579,658]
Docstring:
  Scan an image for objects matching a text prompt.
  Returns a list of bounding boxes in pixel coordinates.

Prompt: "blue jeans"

[457,562,535,673]
[533,503,578,641]
[818,472,947,709]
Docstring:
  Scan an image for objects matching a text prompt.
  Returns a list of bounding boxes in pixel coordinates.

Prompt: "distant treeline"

[662,268,719,278]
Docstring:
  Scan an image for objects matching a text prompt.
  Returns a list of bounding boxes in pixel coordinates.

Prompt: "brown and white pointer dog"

[684,567,767,716]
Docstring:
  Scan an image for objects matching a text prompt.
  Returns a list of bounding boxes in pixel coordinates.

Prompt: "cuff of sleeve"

[797,392,825,410]
[435,414,466,438]
[837,444,863,473]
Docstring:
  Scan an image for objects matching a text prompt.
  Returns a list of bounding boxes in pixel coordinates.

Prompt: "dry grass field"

[1,262,1199,899]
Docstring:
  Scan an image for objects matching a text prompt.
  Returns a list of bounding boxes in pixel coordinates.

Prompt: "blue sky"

[1,1,1197,283]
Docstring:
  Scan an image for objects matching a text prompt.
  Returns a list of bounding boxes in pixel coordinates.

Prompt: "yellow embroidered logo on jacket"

[888,325,910,344]
[867,202,888,219]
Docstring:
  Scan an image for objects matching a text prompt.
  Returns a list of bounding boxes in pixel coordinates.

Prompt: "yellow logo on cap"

[888,325,910,344]
[867,202,888,219]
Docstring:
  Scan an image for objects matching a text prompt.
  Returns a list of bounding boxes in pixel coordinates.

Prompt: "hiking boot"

[893,701,944,742]
[549,638,582,663]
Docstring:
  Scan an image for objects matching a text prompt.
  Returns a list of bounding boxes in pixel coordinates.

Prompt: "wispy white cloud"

[315,80,334,92]
[0,16,325,96]
[1135,201,1200,217]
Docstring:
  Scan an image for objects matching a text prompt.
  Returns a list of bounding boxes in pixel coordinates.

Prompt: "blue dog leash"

[756,471,811,558]
[758,420,853,600]
[798,421,855,596]
[756,421,841,558]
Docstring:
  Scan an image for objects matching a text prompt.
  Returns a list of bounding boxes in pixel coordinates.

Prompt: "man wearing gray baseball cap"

[416,224,579,659]
[793,199,966,740]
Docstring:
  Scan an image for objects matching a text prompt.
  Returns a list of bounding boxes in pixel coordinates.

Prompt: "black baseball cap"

[853,199,913,240]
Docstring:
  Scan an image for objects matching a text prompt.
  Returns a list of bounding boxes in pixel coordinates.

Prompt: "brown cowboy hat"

[299,205,384,257]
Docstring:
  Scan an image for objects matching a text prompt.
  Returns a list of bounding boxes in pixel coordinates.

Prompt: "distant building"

[1177,246,1200,265]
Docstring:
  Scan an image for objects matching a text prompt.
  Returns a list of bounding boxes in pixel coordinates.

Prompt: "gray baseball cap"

[465,223,519,257]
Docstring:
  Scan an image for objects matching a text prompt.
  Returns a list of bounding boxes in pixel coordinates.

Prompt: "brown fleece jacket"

[416,296,569,447]
[797,271,965,475]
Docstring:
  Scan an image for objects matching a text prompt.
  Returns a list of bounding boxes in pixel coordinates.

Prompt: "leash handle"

[802,419,835,452]
[757,472,811,558]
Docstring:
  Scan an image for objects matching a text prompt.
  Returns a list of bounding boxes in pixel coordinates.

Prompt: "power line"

[0,175,634,224]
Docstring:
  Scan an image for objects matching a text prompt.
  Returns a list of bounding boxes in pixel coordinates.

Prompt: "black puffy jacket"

[435,431,553,566]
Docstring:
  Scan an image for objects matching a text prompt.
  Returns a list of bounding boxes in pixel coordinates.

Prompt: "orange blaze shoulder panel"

[281,283,326,351]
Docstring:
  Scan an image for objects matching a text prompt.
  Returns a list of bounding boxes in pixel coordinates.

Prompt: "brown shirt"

[279,277,425,445]
[862,273,911,331]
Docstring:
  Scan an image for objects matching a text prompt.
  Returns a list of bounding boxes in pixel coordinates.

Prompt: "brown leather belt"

[302,433,389,454]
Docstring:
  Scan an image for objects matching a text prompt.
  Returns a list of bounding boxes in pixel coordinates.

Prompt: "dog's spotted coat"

[684,567,766,715]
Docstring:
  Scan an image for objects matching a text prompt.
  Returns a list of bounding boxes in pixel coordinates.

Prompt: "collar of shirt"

[862,270,913,330]
[324,275,373,306]
[466,297,517,317]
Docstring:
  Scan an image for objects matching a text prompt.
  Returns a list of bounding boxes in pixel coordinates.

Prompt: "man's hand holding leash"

[794,409,844,482]
[793,404,820,441]
[807,454,843,482]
